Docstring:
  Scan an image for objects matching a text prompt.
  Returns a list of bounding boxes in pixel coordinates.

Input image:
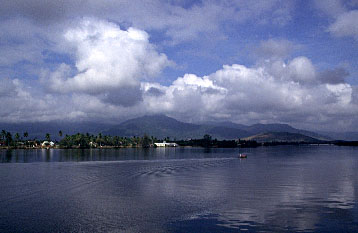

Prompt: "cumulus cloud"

[0,78,48,122]
[1,54,358,130]
[314,1,358,39]
[0,0,296,45]
[329,10,358,39]
[0,1,357,132]
[141,57,357,130]
[318,67,349,84]
[0,77,17,97]
[287,57,316,84]
[44,18,170,106]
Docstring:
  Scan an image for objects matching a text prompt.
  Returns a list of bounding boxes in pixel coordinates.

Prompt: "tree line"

[0,130,30,147]
[1,129,273,149]
[0,129,156,148]
[59,133,154,148]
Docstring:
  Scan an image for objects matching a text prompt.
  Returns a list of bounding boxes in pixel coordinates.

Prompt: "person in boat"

[239,153,247,158]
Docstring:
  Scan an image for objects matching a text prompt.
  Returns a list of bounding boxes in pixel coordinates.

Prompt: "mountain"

[205,121,331,140]
[103,115,201,139]
[245,124,331,141]
[203,121,248,130]
[0,115,342,141]
[318,131,358,141]
[102,115,249,139]
[242,132,322,143]
[103,115,330,141]
[246,123,297,134]
[203,121,330,140]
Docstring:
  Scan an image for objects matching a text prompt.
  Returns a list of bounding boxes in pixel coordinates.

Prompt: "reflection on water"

[0,146,358,232]
[0,147,239,163]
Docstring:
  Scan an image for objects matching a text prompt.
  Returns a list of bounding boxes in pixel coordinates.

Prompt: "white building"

[154,141,178,147]
[42,141,55,147]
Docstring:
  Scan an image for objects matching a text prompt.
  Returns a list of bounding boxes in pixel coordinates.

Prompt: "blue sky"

[0,0,358,131]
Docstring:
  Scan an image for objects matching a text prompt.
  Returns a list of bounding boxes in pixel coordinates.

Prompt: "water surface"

[0,146,357,232]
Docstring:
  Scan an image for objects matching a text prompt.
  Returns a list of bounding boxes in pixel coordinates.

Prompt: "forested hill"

[0,115,333,141]
[102,115,330,141]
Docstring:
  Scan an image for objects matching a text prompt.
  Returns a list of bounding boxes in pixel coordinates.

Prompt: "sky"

[0,0,358,132]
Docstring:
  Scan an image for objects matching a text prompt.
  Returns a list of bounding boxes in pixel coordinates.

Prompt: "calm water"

[0,146,358,232]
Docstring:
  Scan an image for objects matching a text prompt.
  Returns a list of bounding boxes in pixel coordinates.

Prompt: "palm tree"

[59,130,63,138]
[151,136,155,144]
[45,133,51,141]
[15,133,20,144]
[96,133,103,147]
[142,134,151,148]
[1,130,6,141]
[23,132,29,147]
[6,132,12,147]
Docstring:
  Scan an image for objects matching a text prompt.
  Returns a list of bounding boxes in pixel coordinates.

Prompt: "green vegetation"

[175,136,257,148]
[58,133,159,148]
[1,127,357,149]
[0,129,40,148]
[0,129,161,149]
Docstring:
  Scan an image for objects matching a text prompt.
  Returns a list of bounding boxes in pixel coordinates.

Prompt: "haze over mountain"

[242,132,322,143]
[103,115,331,141]
[103,115,250,140]
[0,115,350,141]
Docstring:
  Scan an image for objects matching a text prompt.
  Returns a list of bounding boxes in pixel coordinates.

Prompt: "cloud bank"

[44,18,170,106]
[329,10,358,39]
[0,1,357,132]
[1,18,357,131]
[142,59,356,130]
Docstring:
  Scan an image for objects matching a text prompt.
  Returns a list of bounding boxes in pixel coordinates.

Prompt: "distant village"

[0,130,182,149]
[1,129,354,149]
[0,130,258,149]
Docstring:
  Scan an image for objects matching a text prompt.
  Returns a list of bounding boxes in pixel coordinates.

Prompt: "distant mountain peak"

[242,131,321,143]
[123,114,187,125]
[0,115,335,140]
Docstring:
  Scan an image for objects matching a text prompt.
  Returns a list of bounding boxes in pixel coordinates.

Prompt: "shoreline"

[1,142,356,150]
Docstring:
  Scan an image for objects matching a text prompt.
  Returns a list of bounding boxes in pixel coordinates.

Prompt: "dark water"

[0,146,358,232]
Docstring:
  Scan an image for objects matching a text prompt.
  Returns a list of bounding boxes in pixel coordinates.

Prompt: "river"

[0,146,357,232]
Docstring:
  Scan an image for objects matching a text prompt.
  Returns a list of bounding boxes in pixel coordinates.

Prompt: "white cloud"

[287,57,316,84]
[0,2,357,131]
[1,54,358,130]
[0,77,17,97]
[314,1,358,40]
[0,78,49,122]
[45,18,170,106]
[329,10,358,39]
[141,57,357,130]
[0,0,296,45]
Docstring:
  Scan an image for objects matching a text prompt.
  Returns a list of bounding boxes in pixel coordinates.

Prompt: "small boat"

[239,153,247,158]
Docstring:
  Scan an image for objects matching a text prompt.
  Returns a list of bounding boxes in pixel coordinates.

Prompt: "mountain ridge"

[102,115,331,141]
[0,115,342,141]
[242,132,322,143]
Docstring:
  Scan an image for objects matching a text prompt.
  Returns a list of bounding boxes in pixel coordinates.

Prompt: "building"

[154,141,178,147]
[42,141,55,148]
